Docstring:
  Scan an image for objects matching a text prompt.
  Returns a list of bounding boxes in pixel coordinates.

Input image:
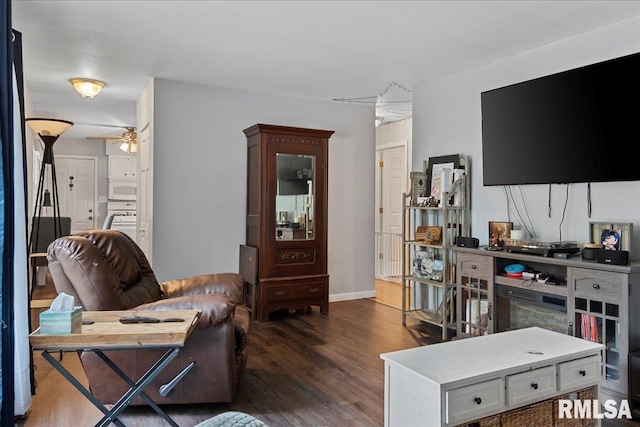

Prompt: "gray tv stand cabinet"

[454,246,640,398]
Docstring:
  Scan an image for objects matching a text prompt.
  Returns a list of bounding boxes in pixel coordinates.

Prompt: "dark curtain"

[0,0,16,424]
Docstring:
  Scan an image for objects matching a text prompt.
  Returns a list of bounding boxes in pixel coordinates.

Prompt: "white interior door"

[376,142,407,279]
[55,156,97,233]
[136,79,154,263]
[138,124,152,262]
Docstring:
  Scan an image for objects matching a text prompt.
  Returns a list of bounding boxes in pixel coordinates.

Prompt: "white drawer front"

[558,355,601,392]
[446,378,504,425]
[506,365,556,407]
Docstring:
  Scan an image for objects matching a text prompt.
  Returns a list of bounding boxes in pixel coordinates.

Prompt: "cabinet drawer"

[557,355,601,392]
[458,254,492,280]
[446,378,504,425]
[573,269,625,298]
[266,281,326,301]
[506,365,556,407]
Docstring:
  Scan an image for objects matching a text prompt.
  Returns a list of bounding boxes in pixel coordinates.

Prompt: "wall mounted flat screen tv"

[481,52,640,186]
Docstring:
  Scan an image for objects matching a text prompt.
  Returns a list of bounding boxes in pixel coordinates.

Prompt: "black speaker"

[456,236,479,248]
[582,247,598,260]
[596,249,629,266]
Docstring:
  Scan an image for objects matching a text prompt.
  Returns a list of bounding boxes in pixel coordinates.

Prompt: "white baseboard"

[329,290,376,302]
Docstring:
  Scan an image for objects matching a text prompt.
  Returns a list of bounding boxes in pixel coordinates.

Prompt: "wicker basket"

[453,413,501,427]
[552,386,597,427]
[501,400,553,427]
[477,415,502,427]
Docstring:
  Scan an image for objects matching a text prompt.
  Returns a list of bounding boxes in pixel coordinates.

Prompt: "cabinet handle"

[592,283,600,289]
[474,397,482,405]
[274,291,285,296]
[531,382,538,390]
[309,287,319,293]
[471,264,477,269]
[579,370,586,376]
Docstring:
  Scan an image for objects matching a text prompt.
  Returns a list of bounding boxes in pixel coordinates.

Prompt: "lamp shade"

[119,141,138,153]
[25,118,73,137]
[69,78,105,98]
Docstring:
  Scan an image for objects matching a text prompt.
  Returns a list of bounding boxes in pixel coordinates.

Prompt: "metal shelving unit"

[401,156,470,341]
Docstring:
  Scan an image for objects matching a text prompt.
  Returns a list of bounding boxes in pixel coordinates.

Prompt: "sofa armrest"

[161,272,244,303]
[134,293,236,328]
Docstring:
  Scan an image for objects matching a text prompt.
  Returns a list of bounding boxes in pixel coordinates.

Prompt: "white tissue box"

[39,306,82,335]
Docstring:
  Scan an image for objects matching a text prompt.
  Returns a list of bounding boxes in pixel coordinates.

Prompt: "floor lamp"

[25,118,73,267]
[25,118,73,394]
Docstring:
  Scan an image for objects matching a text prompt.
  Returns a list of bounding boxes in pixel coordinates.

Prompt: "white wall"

[151,79,376,300]
[376,118,412,149]
[413,18,640,256]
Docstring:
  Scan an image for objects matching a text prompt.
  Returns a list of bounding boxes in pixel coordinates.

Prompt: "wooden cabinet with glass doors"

[243,124,334,321]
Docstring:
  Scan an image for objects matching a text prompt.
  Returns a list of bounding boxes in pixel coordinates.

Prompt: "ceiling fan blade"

[76,122,135,129]
[86,135,124,140]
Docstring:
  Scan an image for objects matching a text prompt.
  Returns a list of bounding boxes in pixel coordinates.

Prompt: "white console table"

[380,327,604,426]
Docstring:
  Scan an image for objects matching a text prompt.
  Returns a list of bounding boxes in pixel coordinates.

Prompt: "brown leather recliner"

[46,229,250,405]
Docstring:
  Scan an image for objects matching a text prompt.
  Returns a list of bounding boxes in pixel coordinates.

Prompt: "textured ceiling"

[11,1,640,138]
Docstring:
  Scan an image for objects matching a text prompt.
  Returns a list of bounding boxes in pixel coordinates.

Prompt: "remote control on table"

[118,316,185,324]
[119,316,160,324]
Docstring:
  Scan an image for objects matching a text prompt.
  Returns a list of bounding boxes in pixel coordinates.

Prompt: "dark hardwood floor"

[20,294,640,426]
[21,299,440,426]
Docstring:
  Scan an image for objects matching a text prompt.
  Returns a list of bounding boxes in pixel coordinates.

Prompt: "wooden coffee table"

[29,309,201,427]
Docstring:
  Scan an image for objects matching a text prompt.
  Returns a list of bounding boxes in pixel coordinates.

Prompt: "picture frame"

[589,222,632,256]
[425,154,460,201]
[409,171,427,206]
[488,221,513,248]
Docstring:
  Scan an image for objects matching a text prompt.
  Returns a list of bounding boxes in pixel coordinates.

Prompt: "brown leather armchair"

[46,229,250,405]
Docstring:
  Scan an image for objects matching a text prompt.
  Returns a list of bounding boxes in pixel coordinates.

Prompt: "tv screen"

[481,52,640,186]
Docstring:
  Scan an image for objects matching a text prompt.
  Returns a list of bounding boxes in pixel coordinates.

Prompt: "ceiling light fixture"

[69,78,105,98]
[119,141,137,153]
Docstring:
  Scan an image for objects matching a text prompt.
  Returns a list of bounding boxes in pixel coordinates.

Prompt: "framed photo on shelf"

[488,221,513,247]
[589,222,632,255]
[410,171,427,206]
[425,154,460,201]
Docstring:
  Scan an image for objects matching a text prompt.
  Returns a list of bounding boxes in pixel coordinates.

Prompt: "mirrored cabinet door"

[275,153,315,241]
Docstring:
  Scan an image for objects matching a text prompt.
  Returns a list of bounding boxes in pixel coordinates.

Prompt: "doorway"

[54,155,98,233]
[375,142,408,301]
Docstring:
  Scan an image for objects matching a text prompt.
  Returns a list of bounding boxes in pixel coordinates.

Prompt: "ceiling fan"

[86,126,137,154]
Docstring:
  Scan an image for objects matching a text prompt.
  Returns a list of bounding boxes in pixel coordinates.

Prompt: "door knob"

[88,216,93,220]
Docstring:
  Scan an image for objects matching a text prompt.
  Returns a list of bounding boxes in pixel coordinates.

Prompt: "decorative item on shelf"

[589,222,633,259]
[412,250,428,277]
[410,171,427,205]
[425,154,460,204]
[451,168,465,206]
[489,221,513,248]
[426,226,442,244]
[415,226,442,244]
[415,226,428,241]
[504,263,526,278]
